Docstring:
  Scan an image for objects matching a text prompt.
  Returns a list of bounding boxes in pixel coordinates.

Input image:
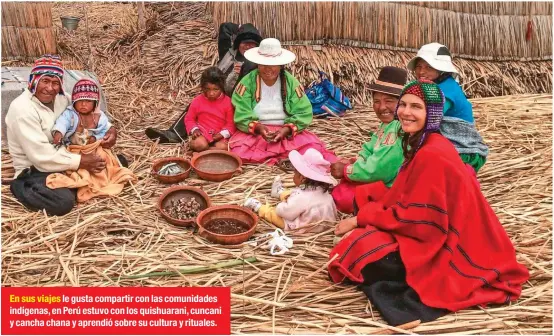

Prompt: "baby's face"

[74,100,95,114]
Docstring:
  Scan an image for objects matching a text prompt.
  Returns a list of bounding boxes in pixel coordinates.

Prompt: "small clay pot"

[191,150,243,182]
[158,186,211,227]
[152,157,191,184]
[196,205,258,245]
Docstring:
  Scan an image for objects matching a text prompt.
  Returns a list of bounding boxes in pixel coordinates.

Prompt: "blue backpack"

[305,71,352,118]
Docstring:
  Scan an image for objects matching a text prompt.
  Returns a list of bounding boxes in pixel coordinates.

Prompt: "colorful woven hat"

[28,54,65,94]
[395,79,444,165]
[72,79,100,107]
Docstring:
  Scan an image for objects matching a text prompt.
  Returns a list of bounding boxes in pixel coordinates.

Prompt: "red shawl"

[328,134,529,312]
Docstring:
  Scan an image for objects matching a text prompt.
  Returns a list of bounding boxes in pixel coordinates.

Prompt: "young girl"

[244,148,337,234]
[185,66,236,152]
[52,79,110,146]
[407,42,489,174]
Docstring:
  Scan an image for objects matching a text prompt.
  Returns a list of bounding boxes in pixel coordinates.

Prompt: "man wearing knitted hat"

[5,54,118,216]
[330,66,407,214]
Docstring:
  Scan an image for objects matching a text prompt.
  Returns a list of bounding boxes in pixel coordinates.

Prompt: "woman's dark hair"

[300,177,333,193]
[397,128,424,167]
[279,67,288,114]
[200,66,226,92]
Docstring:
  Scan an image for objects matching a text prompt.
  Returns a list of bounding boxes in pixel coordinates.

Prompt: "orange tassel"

[526,21,533,41]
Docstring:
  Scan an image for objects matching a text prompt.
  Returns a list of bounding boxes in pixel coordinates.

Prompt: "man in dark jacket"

[145,23,262,143]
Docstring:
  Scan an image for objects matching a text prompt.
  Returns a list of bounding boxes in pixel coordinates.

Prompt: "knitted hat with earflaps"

[28,54,65,94]
[72,79,100,108]
[395,79,444,168]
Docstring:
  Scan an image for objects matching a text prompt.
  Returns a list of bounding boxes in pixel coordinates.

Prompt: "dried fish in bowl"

[164,197,202,220]
[158,162,186,176]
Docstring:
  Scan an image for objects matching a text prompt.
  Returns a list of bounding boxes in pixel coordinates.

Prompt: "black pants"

[9,155,128,216]
[358,252,448,326]
[10,167,77,216]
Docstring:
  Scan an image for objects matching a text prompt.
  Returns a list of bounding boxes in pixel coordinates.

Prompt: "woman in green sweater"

[229,38,336,165]
[330,67,407,214]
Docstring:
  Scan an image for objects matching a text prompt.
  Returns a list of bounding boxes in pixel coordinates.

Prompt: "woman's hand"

[335,216,358,235]
[330,162,346,179]
[272,126,292,142]
[255,124,275,142]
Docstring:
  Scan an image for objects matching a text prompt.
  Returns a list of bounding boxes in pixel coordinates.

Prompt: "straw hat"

[407,43,459,75]
[244,38,296,66]
[288,149,337,186]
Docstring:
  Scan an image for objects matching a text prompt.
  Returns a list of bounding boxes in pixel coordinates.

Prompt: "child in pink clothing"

[244,148,338,234]
[186,67,236,152]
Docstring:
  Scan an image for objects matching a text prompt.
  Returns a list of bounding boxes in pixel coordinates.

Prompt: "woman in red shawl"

[328,80,529,326]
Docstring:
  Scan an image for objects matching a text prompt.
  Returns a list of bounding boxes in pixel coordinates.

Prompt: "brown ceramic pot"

[196,205,258,245]
[158,186,212,227]
[191,150,243,182]
[152,157,191,184]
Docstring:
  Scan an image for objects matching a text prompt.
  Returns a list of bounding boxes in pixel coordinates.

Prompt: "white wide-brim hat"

[407,42,459,75]
[244,38,296,66]
[288,149,337,186]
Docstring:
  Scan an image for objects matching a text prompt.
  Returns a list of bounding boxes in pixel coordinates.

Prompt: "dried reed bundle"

[396,1,552,16]
[1,2,53,28]
[209,2,552,60]
[1,27,56,60]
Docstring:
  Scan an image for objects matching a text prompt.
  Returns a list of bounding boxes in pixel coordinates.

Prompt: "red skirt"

[229,125,337,165]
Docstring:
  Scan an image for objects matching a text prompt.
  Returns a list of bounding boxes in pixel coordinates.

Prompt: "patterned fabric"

[396,80,444,168]
[72,79,100,106]
[28,54,65,94]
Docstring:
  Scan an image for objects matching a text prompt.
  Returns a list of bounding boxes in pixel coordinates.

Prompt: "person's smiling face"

[396,94,427,134]
[372,92,398,124]
[34,76,61,104]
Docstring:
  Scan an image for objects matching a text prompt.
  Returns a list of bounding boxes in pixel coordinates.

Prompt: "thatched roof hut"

[1,2,57,61]
[209,1,552,61]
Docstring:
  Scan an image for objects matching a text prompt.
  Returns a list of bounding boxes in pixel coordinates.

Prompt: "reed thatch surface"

[1,2,56,60]
[209,2,553,60]
[1,2,552,335]
[396,1,552,15]
[128,3,553,103]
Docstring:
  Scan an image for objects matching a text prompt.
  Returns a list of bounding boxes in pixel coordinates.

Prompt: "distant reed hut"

[209,1,552,61]
[1,2,57,61]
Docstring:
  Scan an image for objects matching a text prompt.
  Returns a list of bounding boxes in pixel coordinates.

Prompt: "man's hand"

[79,153,106,174]
[272,126,292,143]
[335,216,358,235]
[52,131,63,145]
[101,127,117,149]
[255,124,275,142]
[330,161,346,179]
[212,133,224,143]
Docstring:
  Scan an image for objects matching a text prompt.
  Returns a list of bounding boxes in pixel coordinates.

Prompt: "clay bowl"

[152,157,191,184]
[196,205,258,245]
[191,150,243,182]
[158,186,212,227]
